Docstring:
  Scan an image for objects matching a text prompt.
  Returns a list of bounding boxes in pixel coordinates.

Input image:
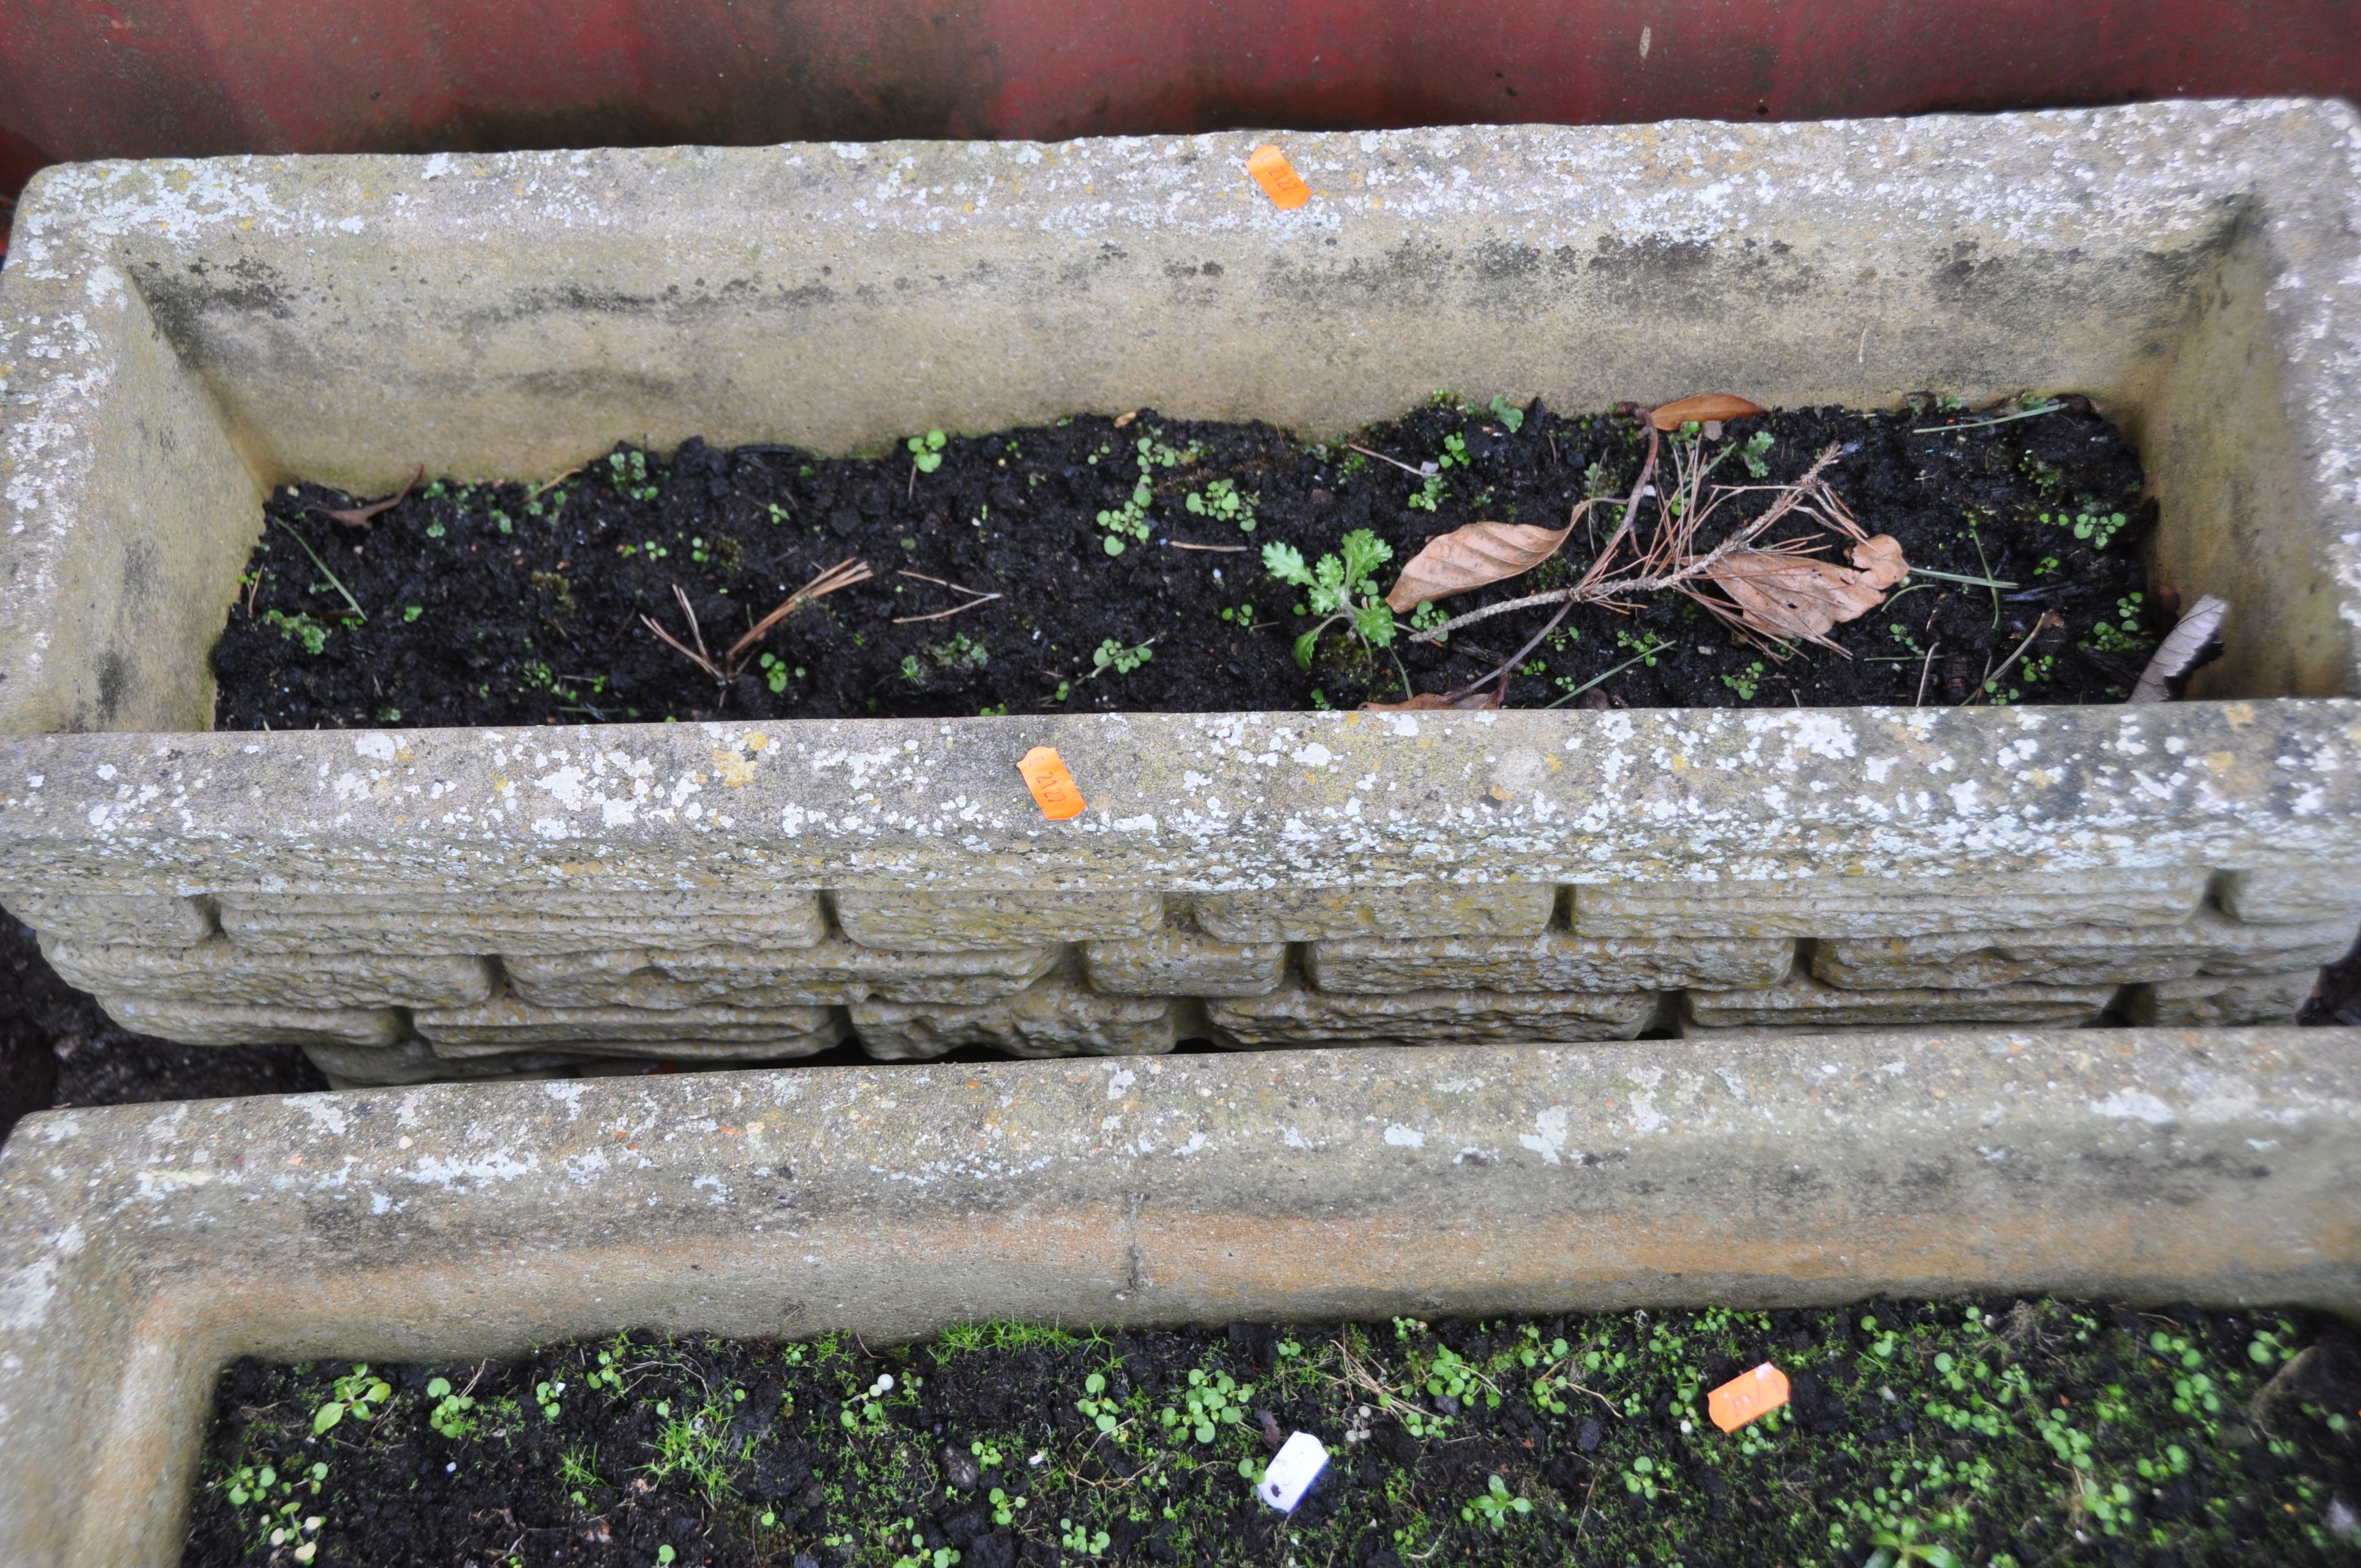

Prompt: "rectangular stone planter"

[2,101,2360,1080]
[2,1028,2358,1566]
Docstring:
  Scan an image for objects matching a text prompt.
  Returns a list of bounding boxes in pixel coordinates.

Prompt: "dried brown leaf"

[1360,687,1505,712]
[1848,533,1908,590]
[1385,521,1573,611]
[1706,550,1891,645]
[325,464,422,527]
[1650,393,1767,431]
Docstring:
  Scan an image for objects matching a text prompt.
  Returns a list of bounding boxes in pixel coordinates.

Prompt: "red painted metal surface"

[1,0,2357,210]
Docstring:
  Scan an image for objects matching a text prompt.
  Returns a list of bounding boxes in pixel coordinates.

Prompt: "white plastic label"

[1259,1430,1329,1512]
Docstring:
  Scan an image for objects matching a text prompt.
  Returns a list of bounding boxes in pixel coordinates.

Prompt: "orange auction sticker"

[1247,145,1311,210]
[1707,1363,1791,1432]
[1018,747,1086,821]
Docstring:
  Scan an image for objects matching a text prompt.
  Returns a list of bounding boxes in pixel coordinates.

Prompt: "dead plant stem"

[1408,442,1841,647]
[525,467,581,500]
[1344,442,1434,479]
[1959,612,2060,706]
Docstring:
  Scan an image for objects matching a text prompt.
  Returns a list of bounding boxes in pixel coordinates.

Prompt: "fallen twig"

[1345,442,1438,479]
[1165,540,1251,553]
[641,586,723,681]
[1915,640,1940,706]
[1413,428,1664,704]
[1408,440,1842,647]
[891,570,1002,624]
[525,467,581,501]
[1959,612,2061,706]
[641,557,872,694]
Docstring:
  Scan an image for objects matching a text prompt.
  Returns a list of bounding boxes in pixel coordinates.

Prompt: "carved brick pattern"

[19,876,2351,1085]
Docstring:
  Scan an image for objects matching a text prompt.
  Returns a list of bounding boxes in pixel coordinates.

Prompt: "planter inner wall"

[3,111,2354,734]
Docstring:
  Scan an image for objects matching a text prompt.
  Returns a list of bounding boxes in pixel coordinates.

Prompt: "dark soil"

[0,913,325,1143]
[183,1301,2361,1568]
[214,397,2165,728]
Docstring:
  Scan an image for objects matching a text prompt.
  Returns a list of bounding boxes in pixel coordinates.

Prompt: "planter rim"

[4,700,2359,895]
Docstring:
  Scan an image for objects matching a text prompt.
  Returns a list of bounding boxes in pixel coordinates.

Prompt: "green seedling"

[1059,1518,1112,1556]
[1094,433,1196,553]
[2041,507,2129,549]
[1464,1474,1532,1529]
[1157,1365,1251,1445]
[907,429,947,473]
[607,449,660,501]
[2080,592,2151,654]
[760,652,792,693]
[1739,428,1775,477]
[424,1376,477,1439]
[1487,395,1525,433]
[1721,661,1765,701]
[1087,638,1155,678]
[1074,1370,1121,1434]
[931,633,988,672]
[1263,530,1396,671]
[312,1365,391,1434]
[1406,471,1446,511]
[1184,477,1257,532]
[263,609,332,655]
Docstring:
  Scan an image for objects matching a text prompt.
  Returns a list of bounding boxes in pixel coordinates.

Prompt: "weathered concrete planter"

[2,101,2359,1081]
[3,1028,2359,1565]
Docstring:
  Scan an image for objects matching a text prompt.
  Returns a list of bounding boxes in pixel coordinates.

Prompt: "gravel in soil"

[185,1301,2359,1567]
[214,396,2165,728]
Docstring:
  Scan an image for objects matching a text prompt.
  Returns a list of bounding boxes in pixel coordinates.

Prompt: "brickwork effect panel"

[17,873,2352,1084]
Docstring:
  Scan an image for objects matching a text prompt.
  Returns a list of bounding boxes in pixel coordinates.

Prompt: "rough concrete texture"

[0,890,214,946]
[834,889,1165,951]
[40,937,493,1009]
[848,966,1180,1060]
[1195,884,1560,944]
[412,995,848,1056]
[214,889,826,956]
[2123,970,2326,1027]
[503,940,1061,1009]
[2217,864,2361,924]
[4,104,2361,1077]
[1080,916,1288,998]
[1206,978,1660,1045]
[1685,973,2119,1030]
[298,1038,594,1088]
[1308,929,1797,994]
[89,995,409,1047]
[3,1028,2357,1567]
[1572,868,2215,939]
[1811,906,2359,990]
